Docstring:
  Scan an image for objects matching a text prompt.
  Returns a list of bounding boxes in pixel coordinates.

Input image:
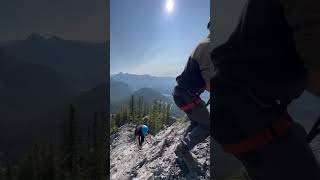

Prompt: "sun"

[165,0,174,13]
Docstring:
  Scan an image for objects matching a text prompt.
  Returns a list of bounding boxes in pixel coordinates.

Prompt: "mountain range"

[111,72,176,94]
[2,33,108,91]
[0,35,109,160]
[110,76,185,118]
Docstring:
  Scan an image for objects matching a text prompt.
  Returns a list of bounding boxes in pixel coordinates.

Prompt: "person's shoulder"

[143,124,149,129]
[199,36,210,46]
[191,37,211,59]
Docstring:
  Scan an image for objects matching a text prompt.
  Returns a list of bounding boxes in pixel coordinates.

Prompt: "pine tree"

[47,142,56,180]
[143,103,149,117]
[90,113,107,180]
[129,95,135,123]
[137,97,143,124]
[30,144,41,180]
[5,161,13,180]
[114,112,121,128]
[63,104,81,180]
[17,152,35,180]
[166,104,171,125]
[158,100,162,113]
[121,107,126,125]
[0,165,5,180]
[98,113,107,180]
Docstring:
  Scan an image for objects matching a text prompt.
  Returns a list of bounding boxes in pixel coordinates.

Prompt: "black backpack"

[211,0,306,87]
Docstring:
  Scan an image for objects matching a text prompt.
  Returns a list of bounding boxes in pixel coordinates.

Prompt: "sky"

[110,0,210,77]
[0,0,109,42]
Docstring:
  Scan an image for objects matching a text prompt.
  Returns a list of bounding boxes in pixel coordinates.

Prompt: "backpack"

[211,0,306,88]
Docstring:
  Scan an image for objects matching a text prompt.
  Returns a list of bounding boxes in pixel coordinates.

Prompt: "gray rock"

[110,120,210,179]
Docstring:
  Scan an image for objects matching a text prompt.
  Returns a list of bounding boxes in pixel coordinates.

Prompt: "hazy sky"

[0,0,109,42]
[110,0,210,77]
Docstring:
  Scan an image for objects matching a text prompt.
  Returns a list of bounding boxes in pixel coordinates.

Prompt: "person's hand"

[146,137,150,144]
[147,135,153,144]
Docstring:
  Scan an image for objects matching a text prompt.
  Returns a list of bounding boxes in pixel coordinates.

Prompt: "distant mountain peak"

[113,72,174,79]
[111,72,176,95]
[26,33,45,41]
[49,35,64,41]
[25,33,65,42]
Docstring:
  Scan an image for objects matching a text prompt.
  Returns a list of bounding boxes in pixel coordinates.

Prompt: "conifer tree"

[5,161,13,180]
[129,95,135,123]
[63,104,81,180]
[44,142,56,180]
[165,104,171,125]
[137,97,143,124]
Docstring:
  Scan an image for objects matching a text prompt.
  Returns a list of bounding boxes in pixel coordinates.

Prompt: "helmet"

[141,125,149,136]
[207,17,211,30]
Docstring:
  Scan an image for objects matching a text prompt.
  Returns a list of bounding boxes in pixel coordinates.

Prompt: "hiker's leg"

[173,86,210,149]
[181,99,210,150]
[141,135,145,145]
[182,124,209,150]
[138,135,142,146]
[236,122,320,180]
[185,120,198,136]
[188,101,210,127]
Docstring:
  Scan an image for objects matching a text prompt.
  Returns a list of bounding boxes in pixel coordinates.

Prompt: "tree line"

[0,105,108,180]
[110,95,171,135]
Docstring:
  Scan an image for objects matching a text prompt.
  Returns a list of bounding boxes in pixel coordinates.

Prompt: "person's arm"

[135,135,140,145]
[280,0,320,97]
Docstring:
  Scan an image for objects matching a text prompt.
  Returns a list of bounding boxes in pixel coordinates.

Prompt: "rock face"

[110,120,210,179]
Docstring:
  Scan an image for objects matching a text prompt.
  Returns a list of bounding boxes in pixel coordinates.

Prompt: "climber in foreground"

[134,124,152,149]
[172,17,213,172]
[210,0,320,179]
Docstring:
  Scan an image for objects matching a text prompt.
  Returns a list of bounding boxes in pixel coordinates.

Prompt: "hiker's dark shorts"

[135,128,144,146]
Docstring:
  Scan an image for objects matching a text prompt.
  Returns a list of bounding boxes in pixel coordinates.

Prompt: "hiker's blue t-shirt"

[141,125,149,137]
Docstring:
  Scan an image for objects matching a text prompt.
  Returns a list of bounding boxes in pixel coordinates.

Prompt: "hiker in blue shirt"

[134,124,152,149]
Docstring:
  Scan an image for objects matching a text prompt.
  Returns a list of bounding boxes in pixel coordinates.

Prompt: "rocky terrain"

[110,97,320,180]
[110,120,210,180]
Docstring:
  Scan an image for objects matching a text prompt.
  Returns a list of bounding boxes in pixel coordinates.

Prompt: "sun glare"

[166,0,174,13]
